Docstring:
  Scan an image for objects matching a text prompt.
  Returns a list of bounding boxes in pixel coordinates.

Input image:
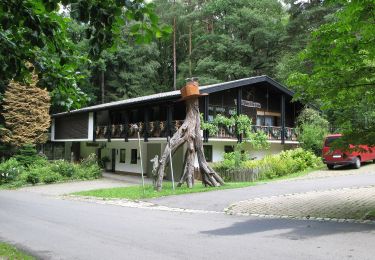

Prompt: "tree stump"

[154,97,224,191]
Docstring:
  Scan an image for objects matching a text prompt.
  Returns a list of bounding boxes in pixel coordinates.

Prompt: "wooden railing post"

[281,95,285,144]
[203,95,209,142]
[124,110,129,142]
[236,87,243,143]
[144,108,149,142]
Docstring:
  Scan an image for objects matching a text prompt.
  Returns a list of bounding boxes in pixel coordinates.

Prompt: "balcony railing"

[95,120,184,139]
[206,125,297,141]
[95,122,298,141]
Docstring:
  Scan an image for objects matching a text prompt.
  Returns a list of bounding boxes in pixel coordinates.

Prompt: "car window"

[325,136,341,147]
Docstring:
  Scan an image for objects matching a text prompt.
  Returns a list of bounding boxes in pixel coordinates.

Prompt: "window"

[203,145,213,162]
[131,149,138,164]
[224,145,234,153]
[120,149,126,163]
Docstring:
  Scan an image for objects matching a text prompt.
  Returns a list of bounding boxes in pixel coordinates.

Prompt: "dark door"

[111,149,116,172]
[71,142,81,162]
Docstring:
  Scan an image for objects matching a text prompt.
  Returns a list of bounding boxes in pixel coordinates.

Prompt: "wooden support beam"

[107,111,112,142]
[93,111,97,142]
[236,87,243,143]
[281,94,285,144]
[166,104,173,137]
[144,108,149,142]
[203,96,209,142]
[124,110,129,142]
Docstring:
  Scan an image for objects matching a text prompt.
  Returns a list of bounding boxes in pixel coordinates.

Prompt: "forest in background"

[78,0,338,106]
[0,0,373,146]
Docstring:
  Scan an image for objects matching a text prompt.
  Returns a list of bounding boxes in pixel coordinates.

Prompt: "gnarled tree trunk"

[155,98,224,191]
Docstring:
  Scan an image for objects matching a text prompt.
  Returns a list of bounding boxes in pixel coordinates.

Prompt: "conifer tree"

[1,65,51,147]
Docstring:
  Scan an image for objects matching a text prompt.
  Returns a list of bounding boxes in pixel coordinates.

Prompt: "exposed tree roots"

[155,98,224,191]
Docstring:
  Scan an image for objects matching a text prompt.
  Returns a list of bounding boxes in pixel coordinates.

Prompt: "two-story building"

[49,76,303,179]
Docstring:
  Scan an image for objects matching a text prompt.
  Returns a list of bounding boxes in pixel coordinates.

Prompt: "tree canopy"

[0,0,169,111]
[288,0,375,145]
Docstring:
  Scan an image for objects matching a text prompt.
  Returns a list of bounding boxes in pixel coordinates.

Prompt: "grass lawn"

[72,167,322,200]
[73,181,259,200]
[0,242,35,260]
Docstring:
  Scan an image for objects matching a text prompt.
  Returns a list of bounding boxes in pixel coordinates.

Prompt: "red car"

[322,134,375,169]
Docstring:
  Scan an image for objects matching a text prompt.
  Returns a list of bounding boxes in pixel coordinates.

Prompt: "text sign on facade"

[234,99,262,108]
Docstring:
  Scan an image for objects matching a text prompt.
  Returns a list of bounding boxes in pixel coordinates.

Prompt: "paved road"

[1,190,375,260]
[148,163,375,211]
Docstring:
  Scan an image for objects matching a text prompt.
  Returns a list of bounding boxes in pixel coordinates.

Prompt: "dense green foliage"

[67,0,339,103]
[201,114,269,149]
[296,108,329,155]
[288,0,375,146]
[0,153,101,187]
[0,0,169,110]
[212,148,322,181]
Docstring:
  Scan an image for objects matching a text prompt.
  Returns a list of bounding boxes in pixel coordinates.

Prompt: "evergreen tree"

[275,0,339,84]
[1,65,51,147]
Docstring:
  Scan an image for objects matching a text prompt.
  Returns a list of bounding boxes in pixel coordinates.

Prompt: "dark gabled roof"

[52,75,294,117]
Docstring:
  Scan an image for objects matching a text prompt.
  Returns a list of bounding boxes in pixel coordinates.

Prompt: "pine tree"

[1,65,51,147]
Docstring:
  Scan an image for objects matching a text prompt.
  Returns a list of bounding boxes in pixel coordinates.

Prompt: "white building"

[50,76,302,180]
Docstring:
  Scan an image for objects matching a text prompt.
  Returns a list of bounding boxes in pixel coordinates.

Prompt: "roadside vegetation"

[212,148,323,182]
[73,182,257,200]
[0,147,101,188]
[0,242,35,260]
[73,148,322,200]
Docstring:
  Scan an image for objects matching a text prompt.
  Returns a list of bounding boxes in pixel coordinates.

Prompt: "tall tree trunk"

[172,0,177,91]
[173,15,177,91]
[189,24,192,77]
[154,98,224,191]
[101,70,105,104]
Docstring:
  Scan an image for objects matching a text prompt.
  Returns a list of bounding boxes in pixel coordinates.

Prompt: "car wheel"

[353,157,361,169]
[327,164,334,170]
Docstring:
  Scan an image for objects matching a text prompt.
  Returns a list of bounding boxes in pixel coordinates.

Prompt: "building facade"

[50,76,303,179]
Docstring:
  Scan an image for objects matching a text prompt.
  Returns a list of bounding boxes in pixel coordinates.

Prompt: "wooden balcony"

[95,120,184,140]
[209,125,297,141]
[95,122,297,142]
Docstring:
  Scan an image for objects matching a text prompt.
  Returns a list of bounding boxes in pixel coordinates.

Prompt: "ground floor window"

[203,145,213,162]
[224,145,234,153]
[131,149,137,164]
[120,149,126,163]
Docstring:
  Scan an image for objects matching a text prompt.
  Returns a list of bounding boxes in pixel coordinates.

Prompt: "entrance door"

[111,149,116,172]
[71,142,81,162]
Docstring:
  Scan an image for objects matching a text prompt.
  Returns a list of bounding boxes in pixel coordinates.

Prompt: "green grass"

[73,181,258,200]
[0,242,35,260]
[72,166,321,200]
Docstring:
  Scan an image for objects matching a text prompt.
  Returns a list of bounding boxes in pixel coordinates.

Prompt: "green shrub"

[14,144,41,166]
[50,160,76,178]
[73,164,101,180]
[1,152,102,187]
[0,158,24,184]
[41,170,62,184]
[296,108,329,156]
[23,168,42,184]
[81,153,99,168]
[213,148,323,182]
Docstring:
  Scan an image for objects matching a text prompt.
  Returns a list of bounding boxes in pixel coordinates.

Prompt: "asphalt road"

[149,163,375,211]
[1,189,375,260]
[1,164,375,259]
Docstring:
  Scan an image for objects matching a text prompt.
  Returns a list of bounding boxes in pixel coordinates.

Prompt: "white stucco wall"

[80,140,148,174]
[79,138,298,174]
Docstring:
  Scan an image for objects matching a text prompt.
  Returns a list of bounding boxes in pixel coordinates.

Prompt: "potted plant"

[99,156,110,170]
